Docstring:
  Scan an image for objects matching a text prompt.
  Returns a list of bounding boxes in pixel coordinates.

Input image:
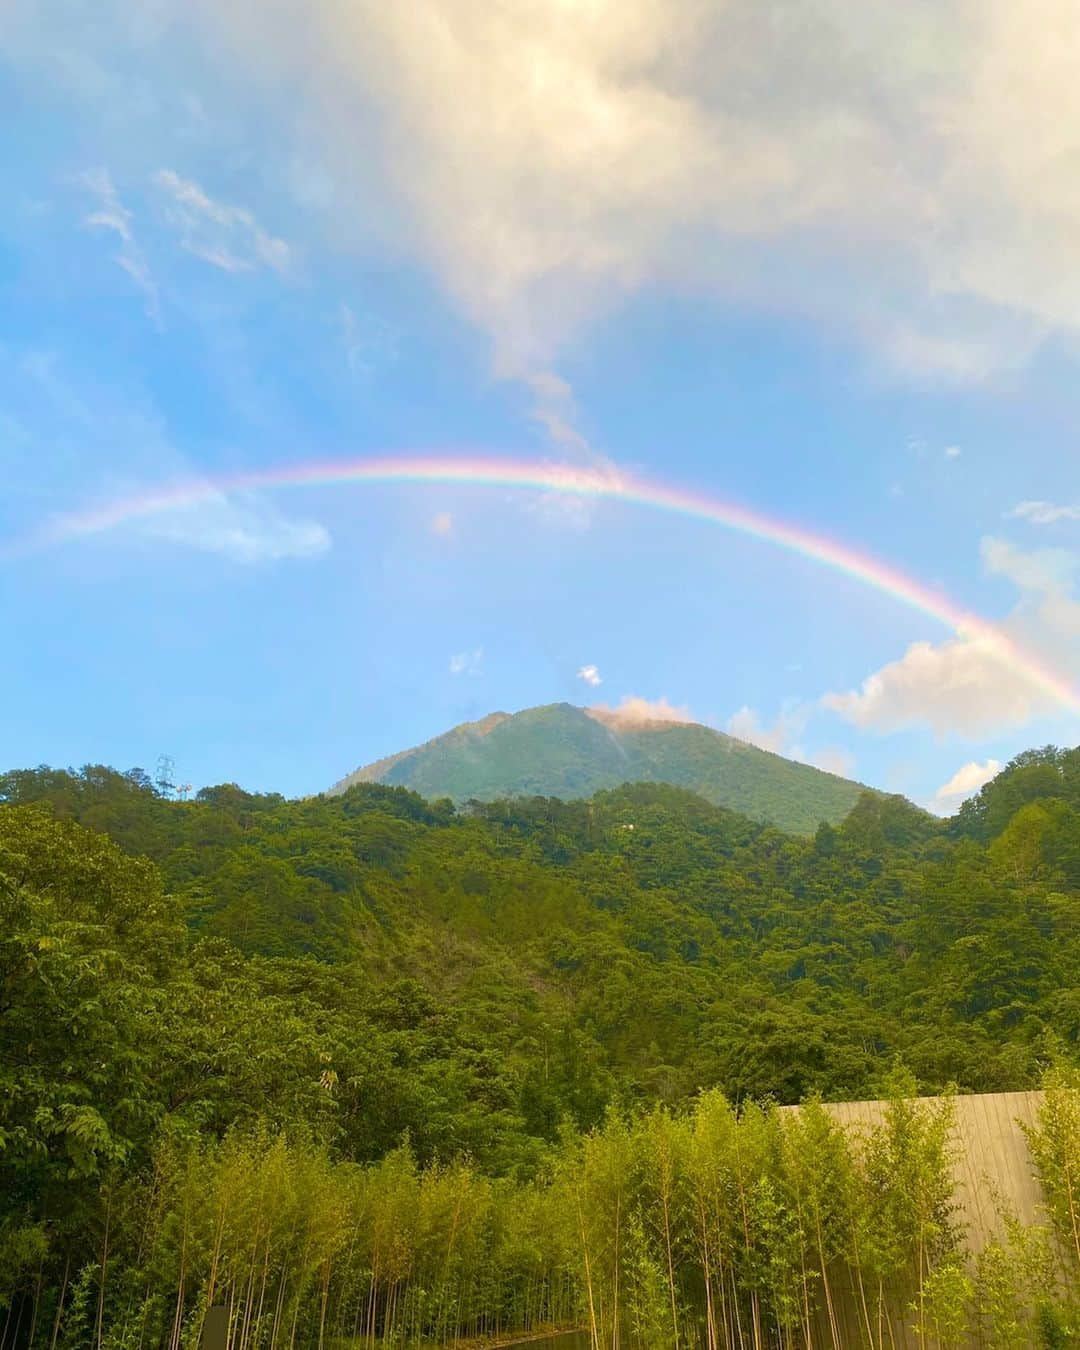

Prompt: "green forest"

[2,746,1079,1347]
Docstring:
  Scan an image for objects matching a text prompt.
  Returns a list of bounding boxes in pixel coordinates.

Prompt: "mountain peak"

[329,703,872,834]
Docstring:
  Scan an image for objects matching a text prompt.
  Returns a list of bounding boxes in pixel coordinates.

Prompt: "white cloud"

[1011,500,1080,526]
[726,702,812,754]
[135,491,330,563]
[806,747,857,779]
[577,664,602,687]
[724,704,851,774]
[944,445,962,459]
[588,695,693,726]
[932,758,1002,811]
[200,0,1080,382]
[726,705,790,753]
[79,169,160,324]
[981,535,1076,595]
[152,169,292,275]
[431,511,453,537]
[822,636,1049,739]
[824,536,1079,738]
[449,646,484,676]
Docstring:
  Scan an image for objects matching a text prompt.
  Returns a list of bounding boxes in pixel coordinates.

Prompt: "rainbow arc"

[19,452,1080,716]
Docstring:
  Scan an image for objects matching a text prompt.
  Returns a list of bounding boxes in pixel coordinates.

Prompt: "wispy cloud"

[1010,500,1080,526]
[138,491,331,563]
[726,702,812,754]
[9,349,329,565]
[431,511,454,537]
[727,705,795,754]
[340,303,365,375]
[339,303,399,377]
[522,370,591,457]
[907,438,963,461]
[152,169,292,275]
[726,703,855,776]
[982,535,1076,593]
[449,647,484,677]
[516,370,623,529]
[79,169,161,325]
[807,747,856,779]
[577,664,602,687]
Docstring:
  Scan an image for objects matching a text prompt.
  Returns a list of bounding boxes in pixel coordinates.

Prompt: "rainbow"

[16,451,1080,715]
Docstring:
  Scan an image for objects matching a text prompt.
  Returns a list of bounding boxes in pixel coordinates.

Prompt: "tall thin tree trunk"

[814,1215,840,1350]
[659,1186,680,1350]
[95,1187,112,1350]
[364,1252,380,1350]
[269,1260,290,1350]
[27,1251,46,1349]
[575,1190,600,1350]
[611,1190,620,1350]
[170,1224,188,1350]
[317,1260,331,1350]
[48,1254,70,1350]
[729,1266,745,1350]
[698,1204,717,1350]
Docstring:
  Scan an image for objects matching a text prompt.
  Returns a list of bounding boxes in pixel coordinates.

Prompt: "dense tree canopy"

[1,745,1078,1345]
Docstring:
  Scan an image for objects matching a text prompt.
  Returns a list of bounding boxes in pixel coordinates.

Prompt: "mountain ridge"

[329,701,876,834]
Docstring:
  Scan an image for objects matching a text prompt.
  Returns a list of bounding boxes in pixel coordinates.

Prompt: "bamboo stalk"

[575,1189,600,1350]
[47,1254,70,1350]
[94,1185,112,1350]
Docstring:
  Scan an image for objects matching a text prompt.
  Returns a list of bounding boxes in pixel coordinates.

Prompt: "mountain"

[329,701,872,834]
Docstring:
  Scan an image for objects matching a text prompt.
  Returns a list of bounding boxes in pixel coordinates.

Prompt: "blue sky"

[3,0,1079,810]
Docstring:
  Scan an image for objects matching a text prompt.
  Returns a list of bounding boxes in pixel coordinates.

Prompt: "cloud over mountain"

[589,695,693,725]
[202,0,1080,381]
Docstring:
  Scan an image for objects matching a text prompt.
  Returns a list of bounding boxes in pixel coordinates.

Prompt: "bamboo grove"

[4,1079,1080,1349]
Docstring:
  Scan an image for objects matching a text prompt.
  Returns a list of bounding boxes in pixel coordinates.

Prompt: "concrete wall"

[793,1091,1051,1348]
[821,1090,1046,1251]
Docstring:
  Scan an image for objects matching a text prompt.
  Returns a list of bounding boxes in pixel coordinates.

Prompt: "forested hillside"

[3,746,1079,1157]
[330,702,871,835]
[2,746,1079,1347]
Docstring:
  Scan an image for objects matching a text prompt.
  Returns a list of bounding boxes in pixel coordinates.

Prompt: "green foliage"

[3,757,1080,1137]
[0,808,177,1219]
[1,747,1080,1345]
[955,746,1080,854]
[1024,1065,1080,1271]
